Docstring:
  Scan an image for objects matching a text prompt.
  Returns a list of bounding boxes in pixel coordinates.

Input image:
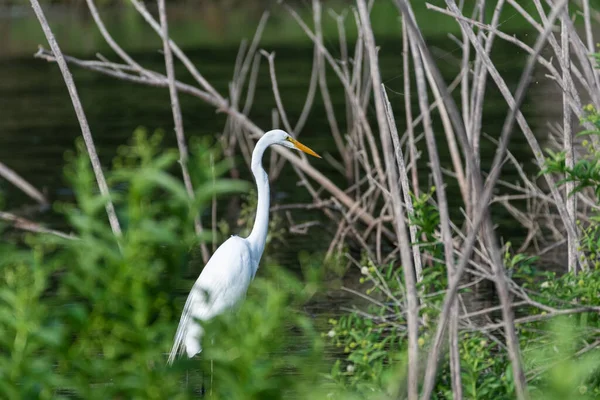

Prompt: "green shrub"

[0,130,338,399]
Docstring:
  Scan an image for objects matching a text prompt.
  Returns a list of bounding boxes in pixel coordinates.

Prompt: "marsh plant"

[0,132,335,399]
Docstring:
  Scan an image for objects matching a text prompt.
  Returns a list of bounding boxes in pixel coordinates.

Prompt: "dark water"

[0,34,542,315]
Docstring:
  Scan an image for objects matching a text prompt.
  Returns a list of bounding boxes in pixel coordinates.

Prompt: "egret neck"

[246,135,271,271]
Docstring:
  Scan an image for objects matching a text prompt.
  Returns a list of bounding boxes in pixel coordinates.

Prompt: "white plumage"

[167,129,320,364]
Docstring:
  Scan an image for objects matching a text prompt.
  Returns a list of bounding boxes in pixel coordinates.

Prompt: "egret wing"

[167,236,253,363]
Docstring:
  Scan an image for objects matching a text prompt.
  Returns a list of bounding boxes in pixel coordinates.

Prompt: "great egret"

[167,129,320,364]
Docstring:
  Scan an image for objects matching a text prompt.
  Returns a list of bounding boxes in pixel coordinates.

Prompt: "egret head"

[265,129,321,158]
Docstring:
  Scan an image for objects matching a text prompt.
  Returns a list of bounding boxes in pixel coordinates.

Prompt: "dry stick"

[566,21,600,106]
[330,10,353,139]
[332,9,357,183]
[428,2,586,126]
[393,41,424,283]
[224,42,248,160]
[478,306,600,332]
[230,21,266,175]
[50,7,388,241]
[449,0,569,395]
[396,6,486,397]
[0,161,47,206]
[562,6,576,274]
[0,211,76,240]
[157,0,209,264]
[85,0,154,79]
[40,49,390,240]
[129,0,223,103]
[405,21,463,398]
[422,61,468,206]
[348,20,375,189]
[357,1,417,398]
[469,0,506,172]
[234,11,270,109]
[242,54,262,116]
[356,0,399,211]
[442,12,598,164]
[402,18,419,197]
[312,0,349,174]
[428,0,587,268]
[530,0,595,128]
[29,0,121,237]
[419,1,569,398]
[381,85,419,400]
[222,42,250,182]
[540,0,600,108]
[271,37,319,175]
[459,0,470,138]
[429,1,589,111]
[293,45,319,135]
[465,0,504,281]
[223,15,263,172]
[402,73,463,143]
[261,48,332,212]
[581,0,595,55]
[395,0,480,207]
[470,0,487,160]
[458,0,472,221]
[505,0,591,101]
[35,49,215,105]
[261,45,351,243]
[260,50,295,136]
[349,13,381,209]
[286,2,385,182]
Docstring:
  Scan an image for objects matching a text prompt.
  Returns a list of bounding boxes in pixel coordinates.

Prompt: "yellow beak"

[287,137,321,158]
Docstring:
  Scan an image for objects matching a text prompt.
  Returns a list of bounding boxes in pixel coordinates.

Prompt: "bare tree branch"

[418,1,569,397]
[561,4,577,273]
[157,0,210,264]
[0,211,76,240]
[0,161,48,206]
[29,0,122,237]
[381,85,420,400]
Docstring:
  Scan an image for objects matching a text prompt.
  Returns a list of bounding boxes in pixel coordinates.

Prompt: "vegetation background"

[2,0,600,399]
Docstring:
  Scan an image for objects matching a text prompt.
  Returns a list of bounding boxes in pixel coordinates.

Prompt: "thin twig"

[401,4,464,396]
[581,0,595,54]
[130,0,223,103]
[259,50,294,136]
[357,1,418,397]
[561,4,576,274]
[381,85,420,400]
[0,211,76,240]
[85,0,154,80]
[29,0,121,237]
[401,17,419,197]
[418,1,570,398]
[312,0,349,175]
[157,0,209,264]
[0,161,48,206]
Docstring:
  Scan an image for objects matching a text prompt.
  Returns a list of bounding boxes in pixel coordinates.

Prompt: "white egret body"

[167,129,320,364]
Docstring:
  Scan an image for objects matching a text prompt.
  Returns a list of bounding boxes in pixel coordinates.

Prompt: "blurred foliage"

[0,129,351,399]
